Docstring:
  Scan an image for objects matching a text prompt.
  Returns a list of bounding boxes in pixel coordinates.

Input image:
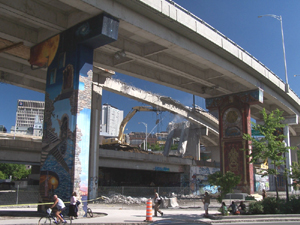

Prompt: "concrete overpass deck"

[0,0,299,136]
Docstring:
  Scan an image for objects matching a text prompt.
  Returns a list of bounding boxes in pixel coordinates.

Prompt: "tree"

[290,162,300,191]
[0,171,6,180]
[208,171,241,203]
[242,108,294,200]
[0,163,31,180]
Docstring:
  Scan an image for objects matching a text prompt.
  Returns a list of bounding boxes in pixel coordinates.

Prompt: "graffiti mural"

[255,174,269,192]
[29,13,119,215]
[190,166,220,194]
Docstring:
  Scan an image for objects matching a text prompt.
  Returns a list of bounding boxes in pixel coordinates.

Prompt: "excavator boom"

[102,106,162,146]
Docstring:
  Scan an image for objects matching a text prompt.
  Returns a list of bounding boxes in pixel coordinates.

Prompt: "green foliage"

[248,201,264,214]
[0,171,6,180]
[242,108,295,199]
[170,143,179,150]
[248,196,300,215]
[207,171,241,203]
[150,143,163,151]
[0,163,31,180]
[291,162,300,188]
[284,195,300,214]
[262,197,284,214]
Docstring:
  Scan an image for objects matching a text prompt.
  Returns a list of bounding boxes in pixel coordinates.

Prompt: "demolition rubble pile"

[98,193,180,208]
[100,194,149,205]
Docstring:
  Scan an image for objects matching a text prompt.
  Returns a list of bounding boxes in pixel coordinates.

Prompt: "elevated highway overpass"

[0,133,41,165]
[0,0,299,194]
[0,0,299,132]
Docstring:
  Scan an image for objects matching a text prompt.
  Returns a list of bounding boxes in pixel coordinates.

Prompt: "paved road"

[1,201,300,225]
[213,222,300,225]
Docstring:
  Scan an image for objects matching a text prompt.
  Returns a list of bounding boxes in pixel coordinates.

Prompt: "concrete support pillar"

[177,122,190,156]
[206,89,263,194]
[186,123,201,160]
[29,13,119,214]
[205,146,220,163]
[282,115,298,192]
[284,126,292,192]
[163,129,174,156]
[88,84,102,200]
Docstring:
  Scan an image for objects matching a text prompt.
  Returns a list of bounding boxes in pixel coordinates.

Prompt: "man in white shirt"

[50,195,66,224]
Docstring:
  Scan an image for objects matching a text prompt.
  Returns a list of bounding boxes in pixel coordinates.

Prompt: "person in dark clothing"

[238,201,246,214]
[68,192,78,219]
[229,201,237,214]
[154,192,163,217]
[262,189,267,199]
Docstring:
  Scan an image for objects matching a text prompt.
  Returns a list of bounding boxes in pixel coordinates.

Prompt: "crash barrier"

[145,199,153,222]
[169,197,179,208]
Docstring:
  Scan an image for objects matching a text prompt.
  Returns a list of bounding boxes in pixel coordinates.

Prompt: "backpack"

[157,199,162,204]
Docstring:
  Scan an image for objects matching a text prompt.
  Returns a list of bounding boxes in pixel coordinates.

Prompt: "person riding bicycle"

[50,195,66,224]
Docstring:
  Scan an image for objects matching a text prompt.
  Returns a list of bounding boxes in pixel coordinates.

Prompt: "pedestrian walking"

[154,192,163,217]
[68,191,78,220]
[262,189,267,199]
[202,192,211,217]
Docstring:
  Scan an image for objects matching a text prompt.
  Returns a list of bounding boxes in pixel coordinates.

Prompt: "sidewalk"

[1,203,300,225]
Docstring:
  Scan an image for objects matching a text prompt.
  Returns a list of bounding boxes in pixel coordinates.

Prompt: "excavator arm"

[102,106,162,146]
[118,106,161,144]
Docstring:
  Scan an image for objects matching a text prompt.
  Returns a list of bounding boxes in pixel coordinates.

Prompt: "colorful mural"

[190,166,220,195]
[29,13,119,215]
[255,174,269,192]
[205,89,264,194]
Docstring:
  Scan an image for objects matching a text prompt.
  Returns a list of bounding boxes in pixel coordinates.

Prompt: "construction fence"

[0,185,213,207]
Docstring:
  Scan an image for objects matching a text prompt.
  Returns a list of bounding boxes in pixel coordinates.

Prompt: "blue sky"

[1,0,300,134]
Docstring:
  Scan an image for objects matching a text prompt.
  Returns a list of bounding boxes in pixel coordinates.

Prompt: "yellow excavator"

[101,106,162,146]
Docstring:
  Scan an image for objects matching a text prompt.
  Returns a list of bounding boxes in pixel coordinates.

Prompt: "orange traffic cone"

[145,198,153,222]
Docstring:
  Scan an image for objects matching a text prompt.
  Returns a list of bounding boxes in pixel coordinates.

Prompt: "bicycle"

[87,206,93,217]
[38,208,72,224]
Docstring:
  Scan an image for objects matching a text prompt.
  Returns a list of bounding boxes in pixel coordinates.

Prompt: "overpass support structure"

[28,13,119,214]
[206,89,263,194]
[163,122,203,160]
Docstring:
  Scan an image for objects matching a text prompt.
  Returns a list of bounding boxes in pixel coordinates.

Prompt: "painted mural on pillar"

[29,13,119,214]
[36,44,93,215]
[206,90,262,194]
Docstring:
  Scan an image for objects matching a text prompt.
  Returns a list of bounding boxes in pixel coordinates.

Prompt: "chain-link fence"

[0,185,39,206]
[0,185,213,207]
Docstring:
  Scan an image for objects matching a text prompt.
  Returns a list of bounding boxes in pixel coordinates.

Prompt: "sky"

[1,0,300,135]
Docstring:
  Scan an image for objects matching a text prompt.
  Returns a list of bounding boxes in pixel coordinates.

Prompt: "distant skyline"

[1,0,300,134]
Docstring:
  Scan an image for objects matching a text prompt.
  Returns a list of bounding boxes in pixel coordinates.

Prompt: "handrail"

[165,0,298,98]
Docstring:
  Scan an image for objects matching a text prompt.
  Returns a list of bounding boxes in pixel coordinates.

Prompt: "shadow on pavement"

[0,210,43,218]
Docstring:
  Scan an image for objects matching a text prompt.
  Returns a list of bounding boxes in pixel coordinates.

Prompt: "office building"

[101,104,123,137]
[12,100,44,135]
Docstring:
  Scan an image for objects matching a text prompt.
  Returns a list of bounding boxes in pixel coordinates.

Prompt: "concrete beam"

[0,16,38,45]
[93,76,219,135]
[0,138,41,165]
[0,0,67,32]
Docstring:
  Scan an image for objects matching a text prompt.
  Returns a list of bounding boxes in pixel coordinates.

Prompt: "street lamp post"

[139,122,147,150]
[258,14,289,93]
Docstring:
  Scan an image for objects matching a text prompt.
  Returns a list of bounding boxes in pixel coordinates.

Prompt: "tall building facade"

[13,100,45,135]
[101,104,124,136]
